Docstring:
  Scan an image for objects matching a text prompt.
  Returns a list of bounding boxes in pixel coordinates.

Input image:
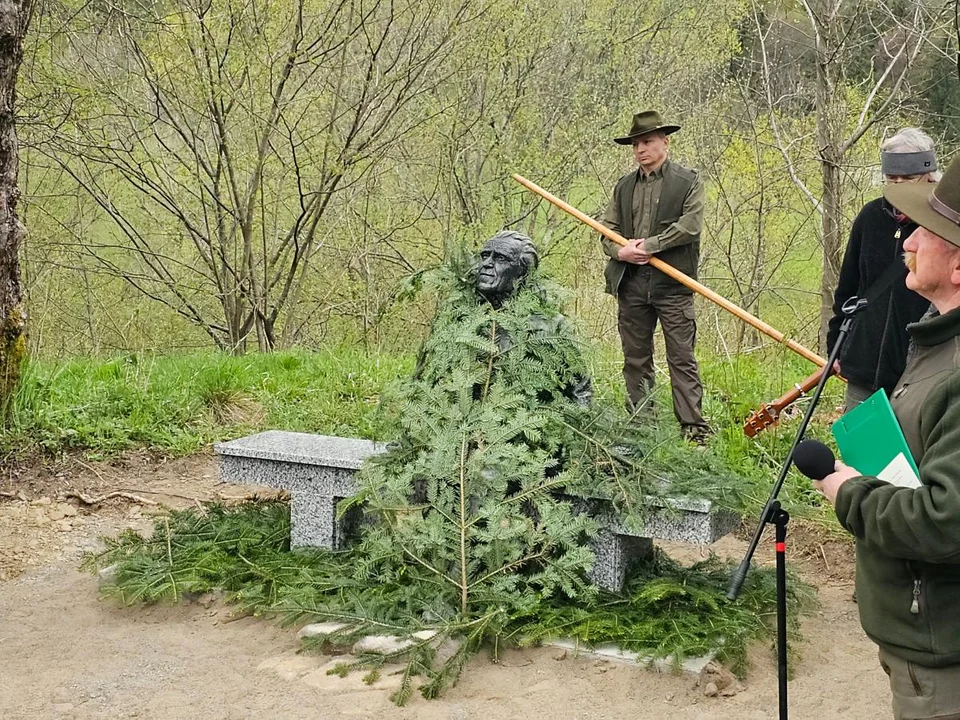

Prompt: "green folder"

[831,389,921,488]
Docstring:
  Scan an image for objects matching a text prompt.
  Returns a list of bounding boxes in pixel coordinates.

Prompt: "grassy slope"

[2,346,844,525]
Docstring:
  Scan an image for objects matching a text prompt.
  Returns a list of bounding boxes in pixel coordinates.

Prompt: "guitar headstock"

[743,368,831,438]
[743,403,779,437]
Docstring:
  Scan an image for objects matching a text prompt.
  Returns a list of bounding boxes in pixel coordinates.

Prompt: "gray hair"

[882,128,936,154]
[487,230,539,272]
[882,128,942,180]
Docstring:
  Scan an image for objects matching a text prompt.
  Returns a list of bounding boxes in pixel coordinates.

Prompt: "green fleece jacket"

[835,305,960,667]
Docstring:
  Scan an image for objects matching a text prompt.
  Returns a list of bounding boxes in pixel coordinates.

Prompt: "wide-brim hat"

[613,110,681,145]
[884,154,960,248]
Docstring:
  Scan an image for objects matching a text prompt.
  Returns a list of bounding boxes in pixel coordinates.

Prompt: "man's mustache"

[903,251,917,273]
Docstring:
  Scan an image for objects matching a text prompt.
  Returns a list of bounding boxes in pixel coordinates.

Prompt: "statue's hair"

[487,230,539,273]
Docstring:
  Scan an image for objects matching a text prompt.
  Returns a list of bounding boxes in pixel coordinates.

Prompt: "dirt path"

[0,455,892,719]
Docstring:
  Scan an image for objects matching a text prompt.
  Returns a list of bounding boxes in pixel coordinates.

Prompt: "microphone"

[793,439,836,481]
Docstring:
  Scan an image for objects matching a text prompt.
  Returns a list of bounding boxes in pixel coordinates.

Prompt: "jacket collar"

[908,306,960,347]
[638,158,670,181]
[881,196,912,225]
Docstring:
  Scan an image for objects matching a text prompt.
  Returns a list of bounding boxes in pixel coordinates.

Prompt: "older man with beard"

[815,153,960,720]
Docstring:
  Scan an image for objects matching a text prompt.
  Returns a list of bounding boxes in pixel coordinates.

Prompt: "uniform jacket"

[835,306,960,667]
[826,197,930,394]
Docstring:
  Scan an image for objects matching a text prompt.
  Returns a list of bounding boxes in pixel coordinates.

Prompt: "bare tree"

[744,0,951,348]
[0,0,32,413]
[689,106,822,356]
[32,0,478,353]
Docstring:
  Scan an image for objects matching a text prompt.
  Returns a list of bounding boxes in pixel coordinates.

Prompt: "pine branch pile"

[85,501,813,704]
[350,259,749,618]
[85,254,805,704]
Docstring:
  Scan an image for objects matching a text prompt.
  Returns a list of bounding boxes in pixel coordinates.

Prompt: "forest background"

[4,0,960,462]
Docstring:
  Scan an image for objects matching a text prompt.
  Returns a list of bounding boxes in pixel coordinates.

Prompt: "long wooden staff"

[512,173,827,367]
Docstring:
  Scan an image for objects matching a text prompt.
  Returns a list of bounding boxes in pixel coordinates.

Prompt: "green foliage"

[80,260,817,704]
[355,262,603,623]
[86,502,812,702]
[514,548,814,677]
[698,349,844,521]
[353,258,753,626]
[19,0,762,357]
[0,335,843,530]
[82,502,296,605]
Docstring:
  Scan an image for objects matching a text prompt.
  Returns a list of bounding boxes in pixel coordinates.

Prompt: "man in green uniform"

[600,110,710,442]
[815,154,960,720]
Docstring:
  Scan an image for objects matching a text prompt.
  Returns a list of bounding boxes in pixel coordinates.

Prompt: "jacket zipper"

[910,578,922,614]
[909,562,922,615]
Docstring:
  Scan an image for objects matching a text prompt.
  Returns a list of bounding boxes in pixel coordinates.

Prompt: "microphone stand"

[726,296,867,720]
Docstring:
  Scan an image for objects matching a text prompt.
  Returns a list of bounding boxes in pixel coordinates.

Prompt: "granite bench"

[214,431,386,549]
[214,430,740,592]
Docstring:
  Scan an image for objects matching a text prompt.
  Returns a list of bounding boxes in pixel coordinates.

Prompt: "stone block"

[215,430,386,471]
[568,495,739,546]
[586,530,653,592]
[298,622,352,640]
[547,638,714,677]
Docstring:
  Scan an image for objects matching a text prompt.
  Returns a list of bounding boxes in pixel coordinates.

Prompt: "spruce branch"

[458,432,469,615]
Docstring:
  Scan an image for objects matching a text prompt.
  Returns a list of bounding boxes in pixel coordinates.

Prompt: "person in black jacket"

[827,128,939,411]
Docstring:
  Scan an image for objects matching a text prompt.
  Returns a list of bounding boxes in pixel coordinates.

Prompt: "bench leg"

[290,492,338,549]
[289,493,362,550]
[587,529,653,592]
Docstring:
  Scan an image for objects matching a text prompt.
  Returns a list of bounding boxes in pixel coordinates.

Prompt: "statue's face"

[476,237,526,299]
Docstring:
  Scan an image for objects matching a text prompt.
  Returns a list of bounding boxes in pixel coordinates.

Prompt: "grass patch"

[3,348,411,458]
[1,344,845,525]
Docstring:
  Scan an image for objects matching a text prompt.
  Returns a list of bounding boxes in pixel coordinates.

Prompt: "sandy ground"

[0,454,894,719]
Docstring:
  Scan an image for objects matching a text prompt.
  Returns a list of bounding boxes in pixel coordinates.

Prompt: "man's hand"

[813,461,861,505]
[617,239,652,265]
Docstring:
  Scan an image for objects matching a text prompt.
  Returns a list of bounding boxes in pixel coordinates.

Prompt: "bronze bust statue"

[474,230,539,308]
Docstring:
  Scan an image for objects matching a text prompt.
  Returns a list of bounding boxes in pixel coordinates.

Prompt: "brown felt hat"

[613,110,681,145]
[884,154,960,248]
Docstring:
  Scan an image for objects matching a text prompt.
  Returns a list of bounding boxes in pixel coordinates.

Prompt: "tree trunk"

[0,0,32,416]
[819,148,843,351]
[813,4,844,352]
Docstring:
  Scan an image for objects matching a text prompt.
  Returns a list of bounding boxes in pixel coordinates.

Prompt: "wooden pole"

[512,173,827,367]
